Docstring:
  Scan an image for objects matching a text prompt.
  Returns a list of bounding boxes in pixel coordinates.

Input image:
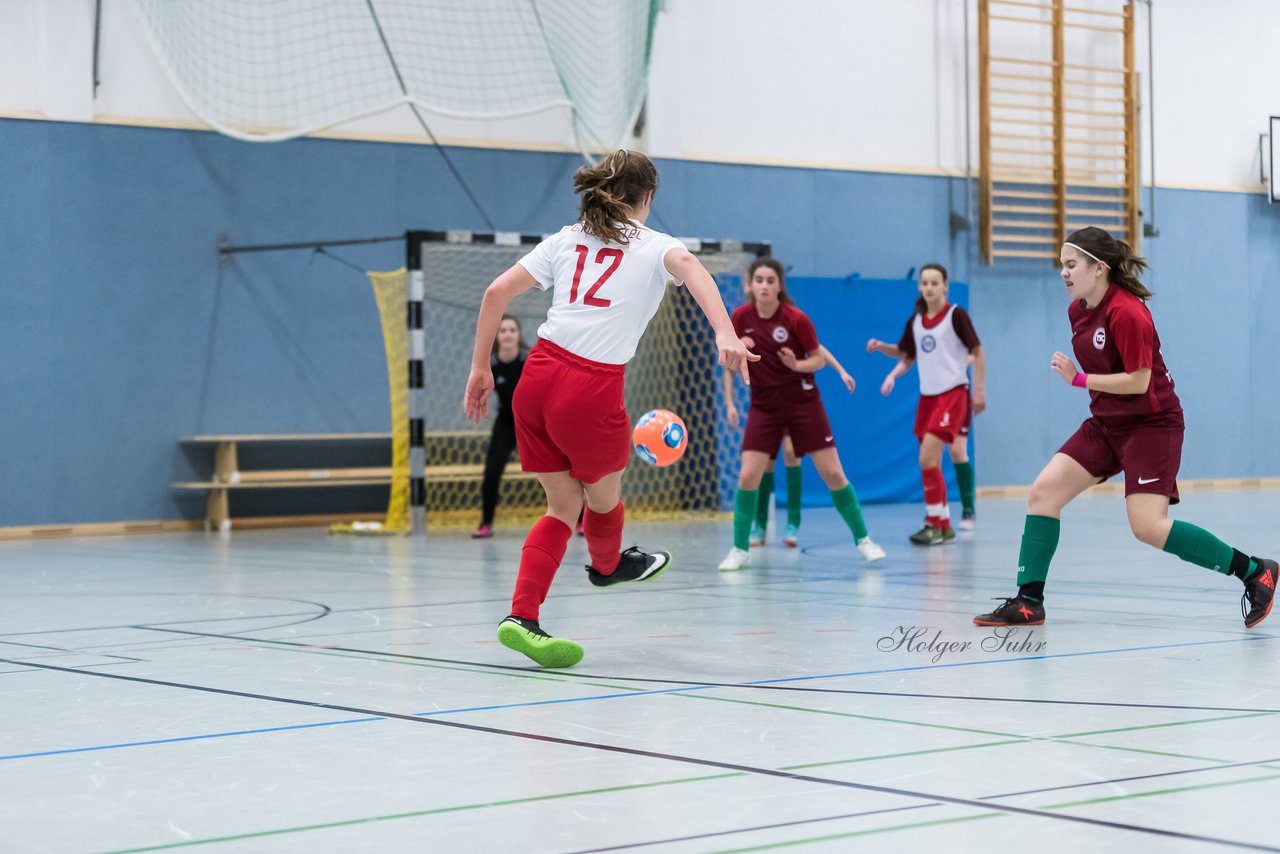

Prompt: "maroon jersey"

[732,302,821,409]
[1069,284,1181,419]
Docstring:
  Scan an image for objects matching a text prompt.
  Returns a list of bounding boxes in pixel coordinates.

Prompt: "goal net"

[128,0,659,157]
[355,232,766,532]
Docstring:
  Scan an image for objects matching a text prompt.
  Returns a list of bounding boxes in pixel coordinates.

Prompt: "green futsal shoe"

[497,616,584,668]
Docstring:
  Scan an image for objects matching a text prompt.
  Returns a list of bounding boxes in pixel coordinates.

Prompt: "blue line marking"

[5,632,1274,762]
[0,717,379,760]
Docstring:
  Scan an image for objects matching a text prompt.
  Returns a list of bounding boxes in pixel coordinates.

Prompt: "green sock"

[954,461,975,513]
[786,465,803,528]
[830,484,869,542]
[1162,520,1236,575]
[1016,515,1060,594]
[733,488,758,551]
[755,471,774,528]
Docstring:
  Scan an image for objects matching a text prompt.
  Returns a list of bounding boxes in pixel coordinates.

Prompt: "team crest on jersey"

[772,326,789,343]
[1093,327,1107,349]
[921,334,937,353]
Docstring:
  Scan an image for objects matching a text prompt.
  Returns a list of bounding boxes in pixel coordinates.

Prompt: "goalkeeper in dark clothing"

[473,315,526,538]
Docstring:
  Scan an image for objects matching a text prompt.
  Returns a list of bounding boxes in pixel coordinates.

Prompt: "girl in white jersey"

[868,264,986,545]
[464,149,754,668]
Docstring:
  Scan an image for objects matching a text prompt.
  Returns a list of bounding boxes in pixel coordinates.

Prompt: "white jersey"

[518,221,686,364]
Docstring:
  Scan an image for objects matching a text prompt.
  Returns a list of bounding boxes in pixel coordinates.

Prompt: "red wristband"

[1071,372,1088,389]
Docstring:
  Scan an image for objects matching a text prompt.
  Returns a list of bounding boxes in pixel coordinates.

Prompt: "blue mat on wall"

[717,276,972,508]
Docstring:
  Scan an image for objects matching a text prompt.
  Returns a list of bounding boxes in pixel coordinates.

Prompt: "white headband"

[1063,242,1103,264]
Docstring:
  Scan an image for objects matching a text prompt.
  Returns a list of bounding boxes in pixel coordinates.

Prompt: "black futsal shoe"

[1242,558,1278,628]
[586,546,672,587]
[973,596,1046,627]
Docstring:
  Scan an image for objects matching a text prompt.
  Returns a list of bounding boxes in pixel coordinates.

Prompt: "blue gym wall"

[777,277,970,509]
[3,117,1279,526]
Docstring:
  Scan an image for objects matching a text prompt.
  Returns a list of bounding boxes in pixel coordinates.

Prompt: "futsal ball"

[632,409,688,466]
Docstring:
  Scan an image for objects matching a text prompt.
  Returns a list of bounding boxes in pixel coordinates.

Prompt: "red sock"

[584,502,625,573]
[510,516,573,620]
[922,467,951,530]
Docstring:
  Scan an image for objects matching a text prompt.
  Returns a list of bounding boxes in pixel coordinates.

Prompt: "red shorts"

[742,397,835,458]
[914,386,969,444]
[1058,411,1184,504]
[513,338,630,484]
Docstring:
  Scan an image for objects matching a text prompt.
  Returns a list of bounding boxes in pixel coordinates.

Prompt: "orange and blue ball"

[631,409,687,466]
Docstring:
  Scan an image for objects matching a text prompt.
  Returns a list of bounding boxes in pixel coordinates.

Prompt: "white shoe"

[957,517,975,531]
[748,522,766,547]
[718,547,751,572]
[856,537,886,563]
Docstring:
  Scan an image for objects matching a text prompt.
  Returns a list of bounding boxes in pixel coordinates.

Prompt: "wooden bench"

[173,433,534,531]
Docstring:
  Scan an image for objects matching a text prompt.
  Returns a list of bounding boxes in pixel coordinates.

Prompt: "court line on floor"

[137,625,1280,714]
[10,660,1280,845]
[5,656,1264,853]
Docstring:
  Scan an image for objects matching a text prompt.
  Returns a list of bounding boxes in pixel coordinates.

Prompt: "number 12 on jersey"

[570,245,622,307]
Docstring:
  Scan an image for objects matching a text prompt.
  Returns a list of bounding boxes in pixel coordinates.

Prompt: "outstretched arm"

[722,367,742,428]
[818,344,855,392]
[778,346,825,373]
[465,264,538,422]
[970,345,987,413]
[665,248,758,384]
[881,357,914,396]
[1050,352,1151,394]
[866,338,906,359]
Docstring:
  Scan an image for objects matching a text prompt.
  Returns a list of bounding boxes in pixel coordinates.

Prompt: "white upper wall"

[1,0,1275,191]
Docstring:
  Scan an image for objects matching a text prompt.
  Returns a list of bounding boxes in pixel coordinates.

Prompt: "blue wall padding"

[723,277,970,508]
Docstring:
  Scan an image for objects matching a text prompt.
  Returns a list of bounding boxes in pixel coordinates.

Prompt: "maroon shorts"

[742,397,835,458]
[914,386,969,444]
[1058,411,1184,504]
[513,338,629,484]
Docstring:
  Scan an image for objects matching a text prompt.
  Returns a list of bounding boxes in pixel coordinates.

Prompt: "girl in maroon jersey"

[975,227,1276,628]
[718,258,884,571]
[868,263,986,545]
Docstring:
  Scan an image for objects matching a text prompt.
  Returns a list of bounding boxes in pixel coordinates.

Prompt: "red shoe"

[472,523,493,539]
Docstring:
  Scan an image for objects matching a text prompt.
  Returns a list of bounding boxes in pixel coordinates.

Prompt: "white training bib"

[914,307,972,395]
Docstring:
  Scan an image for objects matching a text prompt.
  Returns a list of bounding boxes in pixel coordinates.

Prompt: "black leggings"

[480,416,518,525]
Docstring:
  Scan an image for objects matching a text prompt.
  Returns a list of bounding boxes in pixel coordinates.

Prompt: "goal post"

[355,230,769,533]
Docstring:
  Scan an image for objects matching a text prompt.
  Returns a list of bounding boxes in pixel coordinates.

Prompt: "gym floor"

[3,490,1278,853]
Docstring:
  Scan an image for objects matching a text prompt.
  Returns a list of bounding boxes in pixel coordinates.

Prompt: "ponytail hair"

[745,257,795,306]
[914,262,949,314]
[1064,226,1152,299]
[573,149,659,245]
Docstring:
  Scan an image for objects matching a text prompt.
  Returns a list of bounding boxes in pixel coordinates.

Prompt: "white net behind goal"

[403,234,761,527]
[128,0,657,154]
